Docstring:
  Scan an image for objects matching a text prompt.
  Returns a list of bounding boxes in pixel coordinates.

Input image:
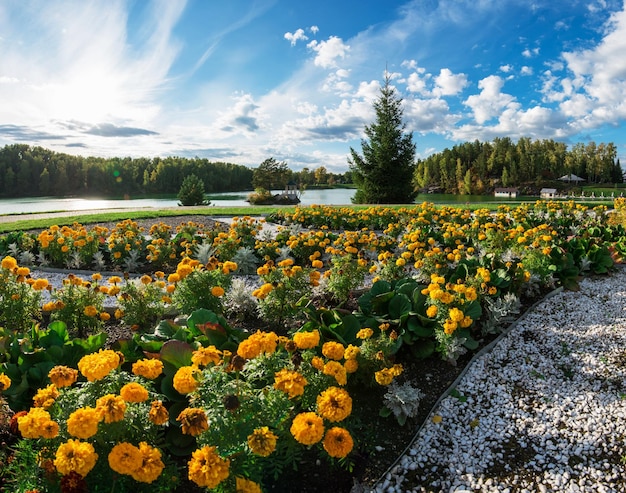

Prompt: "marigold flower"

[374,364,403,386]
[237,330,278,359]
[191,346,222,367]
[77,349,120,382]
[32,278,49,290]
[188,446,230,489]
[46,367,75,390]
[236,477,263,493]
[120,382,149,403]
[131,442,165,483]
[210,286,225,297]
[108,442,143,475]
[67,407,101,439]
[321,341,345,360]
[448,307,464,323]
[273,369,308,399]
[290,412,324,445]
[311,356,325,371]
[317,387,352,422]
[149,400,169,425]
[356,328,374,340]
[323,361,347,386]
[293,330,320,350]
[0,373,11,391]
[131,358,164,379]
[177,408,209,436]
[443,319,457,335]
[96,394,127,423]
[344,358,359,373]
[426,305,438,318]
[83,305,98,317]
[173,366,200,394]
[247,426,278,457]
[40,419,60,439]
[1,255,17,270]
[54,440,98,477]
[33,384,59,409]
[323,427,354,458]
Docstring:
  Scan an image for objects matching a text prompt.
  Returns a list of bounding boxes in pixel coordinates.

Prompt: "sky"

[1,0,625,173]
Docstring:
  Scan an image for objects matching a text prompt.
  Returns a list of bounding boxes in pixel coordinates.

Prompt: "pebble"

[365,269,626,493]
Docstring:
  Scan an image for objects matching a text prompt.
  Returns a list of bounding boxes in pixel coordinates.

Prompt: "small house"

[494,187,518,198]
[275,181,301,204]
[540,188,557,199]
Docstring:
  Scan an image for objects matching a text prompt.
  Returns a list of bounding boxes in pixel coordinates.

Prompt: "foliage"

[0,257,45,332]
[0,320,106,411]
[252,157,291,191]
[178,173,210,206]
[117,274,170,331]
[349,75,416,204]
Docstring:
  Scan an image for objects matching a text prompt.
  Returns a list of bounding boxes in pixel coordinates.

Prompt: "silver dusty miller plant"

[482,292,522,335]
[382,380,424,426]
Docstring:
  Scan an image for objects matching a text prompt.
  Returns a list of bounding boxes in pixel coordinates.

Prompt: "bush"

[178,174,209,206]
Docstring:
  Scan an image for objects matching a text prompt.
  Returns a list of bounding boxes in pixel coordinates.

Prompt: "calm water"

[0,189,525,216]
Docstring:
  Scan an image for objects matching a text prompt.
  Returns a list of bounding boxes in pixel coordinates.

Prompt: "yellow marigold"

[290,412,325,445]
[173,366,200,394]
[374,364,403,386]
[96,394,127,423]
[108,276,122,285]
[356,328,374,340]
[449,307,464,322]
[16,266,30,276]
[311,356,325,371]
[192,346,222,367]
[247,426,278,457]
[465,287,478,301]
[321,341,345,360]
[83,305,98,317]
[40,418,60,439]
[131,442,165,483]
[77,349,120,382]
[18,407,56,439]
[460,315,473,328]
[120,382,149,403]
[274,369,308,399]
[344,358,359,373]
[0,373,11,392]
[211,286,225,297]
[1,255,17,270]
[426,305,438,318]
[131,358,164,379]
[322,427,354,458]
[236,477,263,493]
[293,330,320,350]
[188,446,230,489]
[32,278,49,291]
[108,442,143,475]
[237,331,278,359]
[323,361,347,386]
[33,384,59,409]
[344,344,360,360]
[149,400,169,425]
[443,320,457,335]
[54,440,98,477]
[316,387,352,422]
[67,407,101,439]
[311,259,323,269]
[177,407,209,436]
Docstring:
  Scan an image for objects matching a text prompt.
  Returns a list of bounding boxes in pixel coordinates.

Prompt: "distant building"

[276,180,301,203]
[540,188,557,199]
[494,187,518,198]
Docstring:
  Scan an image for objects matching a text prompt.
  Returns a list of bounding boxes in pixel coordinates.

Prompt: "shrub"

[178,174,209,206]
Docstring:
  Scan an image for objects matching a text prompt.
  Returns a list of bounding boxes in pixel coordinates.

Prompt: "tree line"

[414,137,623,194]
[0,144,254,198]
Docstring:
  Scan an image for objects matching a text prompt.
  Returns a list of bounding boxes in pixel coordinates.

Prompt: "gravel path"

[372,269,626,493]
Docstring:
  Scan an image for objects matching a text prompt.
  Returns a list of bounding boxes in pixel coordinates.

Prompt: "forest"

[414,137,623,194]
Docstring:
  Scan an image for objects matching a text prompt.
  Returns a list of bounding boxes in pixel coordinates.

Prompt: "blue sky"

[1,0,625,172]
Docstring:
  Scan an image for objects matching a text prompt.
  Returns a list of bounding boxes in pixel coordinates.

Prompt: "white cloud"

[284,28,308,46]
[522,47,539,58]
[463,75,517,124]
[500,64,513,73]
[307,36,350,69]
[520,66,533,76]
[309,25,319,34]
[432,68,468,96]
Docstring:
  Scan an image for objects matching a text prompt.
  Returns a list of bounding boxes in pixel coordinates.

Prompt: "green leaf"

[388,293,412,320]
[409,339,435,359]
[449,388,468,402]
[160,340,193,369]
[406,316,434,338]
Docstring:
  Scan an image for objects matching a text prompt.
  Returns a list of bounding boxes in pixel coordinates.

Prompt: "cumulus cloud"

[432,68,468,96]
[307,36,350,68]
[464,75,517,124]
[284,28,308,46]
[218,93,261,133]
[309,25,319,34]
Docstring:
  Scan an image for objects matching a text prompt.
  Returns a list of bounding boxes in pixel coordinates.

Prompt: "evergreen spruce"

[349,74,416,204]
[178,174,209,206]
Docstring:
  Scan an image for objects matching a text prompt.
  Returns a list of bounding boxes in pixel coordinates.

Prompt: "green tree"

[178,174,209,206]
[349,75,416,203]
[252,158,291,191]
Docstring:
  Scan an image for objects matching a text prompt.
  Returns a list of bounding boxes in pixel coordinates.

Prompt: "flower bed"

[0,200,625,492]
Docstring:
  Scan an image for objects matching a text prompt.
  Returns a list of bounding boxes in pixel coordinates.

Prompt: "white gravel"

[370,268,626,493]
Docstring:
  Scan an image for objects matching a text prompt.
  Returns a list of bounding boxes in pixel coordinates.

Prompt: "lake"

[0,189,528,216]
